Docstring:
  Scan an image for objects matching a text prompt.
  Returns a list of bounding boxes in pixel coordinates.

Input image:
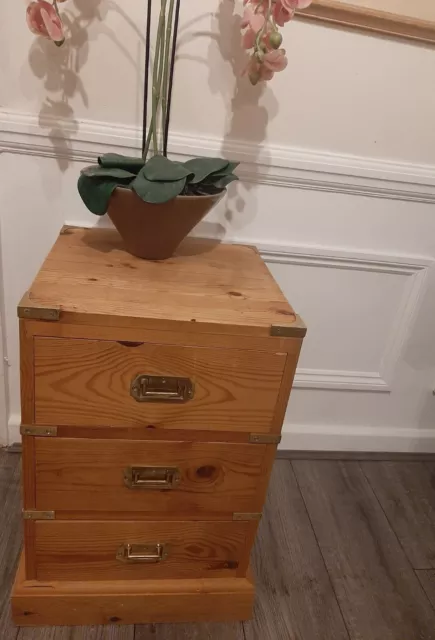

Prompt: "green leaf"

[77,174,120,215]
[81,165,136,180]
[98,154,145,173]
[183,157,230,184]
[207,174,239,189]
[211,161,239,177]
[144,155,194,182]
[132,169,186,204]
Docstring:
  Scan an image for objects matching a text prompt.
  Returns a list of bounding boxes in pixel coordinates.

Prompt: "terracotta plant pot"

[107,187,222,260]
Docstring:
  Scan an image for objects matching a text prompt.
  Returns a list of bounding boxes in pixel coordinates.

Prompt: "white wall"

[1,0,435,450]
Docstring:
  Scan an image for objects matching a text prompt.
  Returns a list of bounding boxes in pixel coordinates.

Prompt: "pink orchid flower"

[241,0,312,83]
[273,0,313,26]
[26,1,65,46]
[244,56,274,84]
[241,5,265,33]
[263,48,288,72]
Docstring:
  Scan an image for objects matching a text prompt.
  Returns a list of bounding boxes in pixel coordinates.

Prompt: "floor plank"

[417,571,435,610]
[18,624,135,639]
[243,460,349,640]
[362,461,435,569]
[293,460,435,640]
[0,451,22,640]
[134,623,244,639]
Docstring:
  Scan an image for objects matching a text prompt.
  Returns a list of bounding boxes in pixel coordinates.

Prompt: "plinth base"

[11,553,255,627]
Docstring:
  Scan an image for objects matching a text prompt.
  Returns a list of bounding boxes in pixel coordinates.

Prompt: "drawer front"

[34,438,268,515]
[33,338,286,432]
[34,520,253,581]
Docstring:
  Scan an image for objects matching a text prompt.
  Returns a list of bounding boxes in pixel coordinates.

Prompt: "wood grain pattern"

[362,461,435,569]
[0,451,21,640]
[300,0,435,45]
[244,461,349,640]
[33,520,252,581]
[29,425,262,443]
[34,337,286,432]
[21,438,35,511]
[20,227,302,338]
[293,460,435,640]
[25,320,301,356]
[134,622,245,639]
[12,553,254,626]
[17,624,134,639]
[19,320,33,425]
[416,570,435,610]
[33,438,268,516]
[271,340,302,433]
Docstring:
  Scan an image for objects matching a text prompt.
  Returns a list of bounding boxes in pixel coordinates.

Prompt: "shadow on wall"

[27,0,146,172]
[204,0,279,238]
[28,0,104,170]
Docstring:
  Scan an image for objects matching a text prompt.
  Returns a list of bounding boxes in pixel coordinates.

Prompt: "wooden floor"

[2,450,435,639]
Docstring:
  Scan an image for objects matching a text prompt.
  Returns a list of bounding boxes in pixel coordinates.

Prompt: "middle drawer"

[33,438,269,516]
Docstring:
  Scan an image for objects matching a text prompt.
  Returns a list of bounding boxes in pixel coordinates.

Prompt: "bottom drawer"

[32,520,255,581]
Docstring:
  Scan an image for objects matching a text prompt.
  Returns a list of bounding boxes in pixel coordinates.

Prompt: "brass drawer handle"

[124,466,181,490]
[130,375,194,403]
[116,543,168,564]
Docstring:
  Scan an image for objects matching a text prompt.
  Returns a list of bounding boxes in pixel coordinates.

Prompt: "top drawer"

[33,337,287,432]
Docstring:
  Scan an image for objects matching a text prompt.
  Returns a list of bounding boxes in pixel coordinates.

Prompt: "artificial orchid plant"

[26,0,311,210]
[241,0,312,84]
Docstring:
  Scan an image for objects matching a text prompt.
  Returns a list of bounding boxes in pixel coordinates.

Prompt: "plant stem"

[52,0,60,18]
[141,0,152,158]
[164,0,180,156]
[161,0,175,156]
[144,0,168,158]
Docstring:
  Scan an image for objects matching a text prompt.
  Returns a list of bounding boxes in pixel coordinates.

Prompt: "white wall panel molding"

[2,109,435,204]
[256,243,433,393]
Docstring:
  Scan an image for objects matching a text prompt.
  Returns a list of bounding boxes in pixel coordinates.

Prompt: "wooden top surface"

[20,226,303,337]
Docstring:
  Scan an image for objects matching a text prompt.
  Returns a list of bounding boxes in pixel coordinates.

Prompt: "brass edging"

[18,306,60,322]
[249,433,281,445]
[270,315,307,338]
[23,510,55,520]
[233,512,262,521]
[20,426,58,437]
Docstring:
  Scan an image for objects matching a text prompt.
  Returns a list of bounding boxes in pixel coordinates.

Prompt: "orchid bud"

[269,30,283,49]
[255,47,264,62]
[249,70,260,85]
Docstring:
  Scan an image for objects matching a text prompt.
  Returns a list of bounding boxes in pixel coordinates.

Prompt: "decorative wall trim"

[292,369,389,392]
[2,109,435,204]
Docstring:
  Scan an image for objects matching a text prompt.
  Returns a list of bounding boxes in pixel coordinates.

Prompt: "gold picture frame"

[298,0,435,44]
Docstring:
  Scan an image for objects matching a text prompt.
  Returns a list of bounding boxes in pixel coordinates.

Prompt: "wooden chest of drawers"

[11,227,305,626]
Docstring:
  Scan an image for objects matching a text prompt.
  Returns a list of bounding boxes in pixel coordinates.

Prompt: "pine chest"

[11,227,305,626]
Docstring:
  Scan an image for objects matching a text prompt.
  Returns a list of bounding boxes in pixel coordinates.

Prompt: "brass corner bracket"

[18,306,60,322]
[270,315,307,338]
[20,426,58,437]
[23,510,55,520]
[249,433,281,445]
[233,512,262,521]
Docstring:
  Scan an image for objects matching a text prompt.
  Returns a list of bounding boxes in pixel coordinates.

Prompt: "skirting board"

[280,425,435,454]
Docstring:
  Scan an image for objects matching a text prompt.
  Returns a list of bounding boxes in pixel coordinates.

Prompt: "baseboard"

[277,450,435,461]
[279,424,435,454]
[7,414,20,446]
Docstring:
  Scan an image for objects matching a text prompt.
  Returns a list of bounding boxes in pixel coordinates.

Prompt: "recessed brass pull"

[116,543,168,564]
[130,375,194,403]
[124,466,181,490]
